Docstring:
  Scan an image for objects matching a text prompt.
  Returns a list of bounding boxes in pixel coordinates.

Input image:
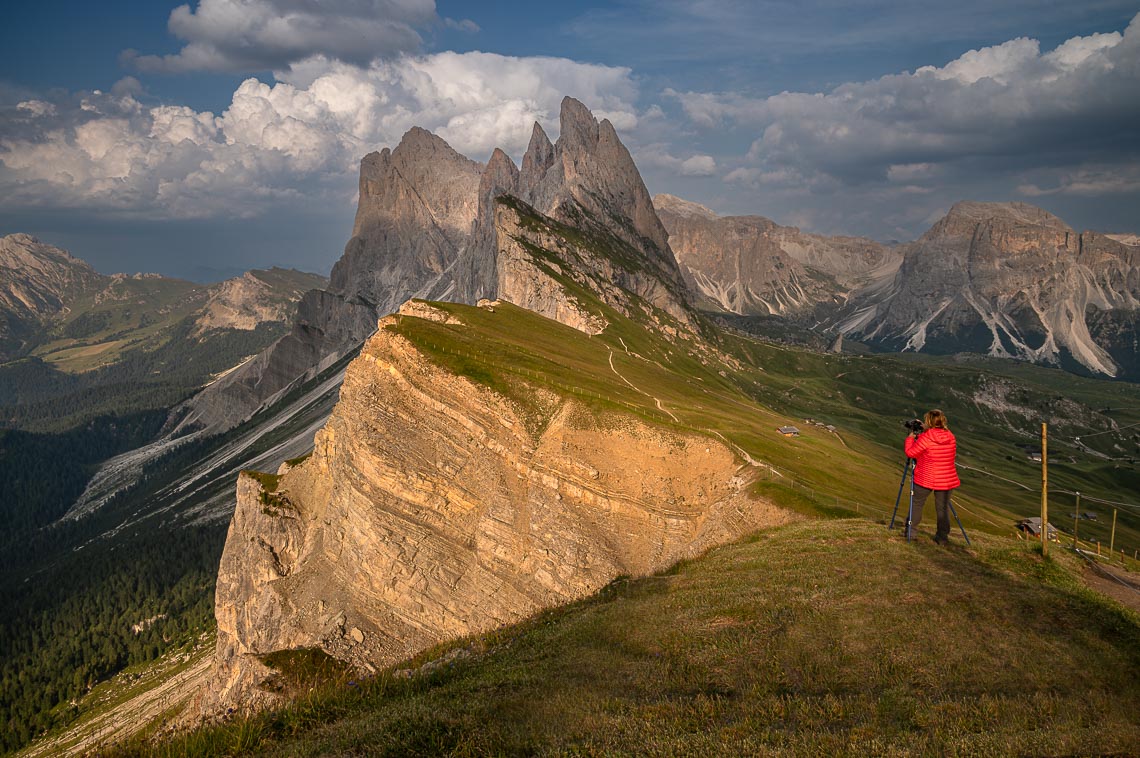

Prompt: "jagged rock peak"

[519,122,555,196]
[483,148,519,186]
[527,96,672,258]
[653,194,719,221]
[558,96,601,150]
[398,125,456,153]
[476,148,520,230]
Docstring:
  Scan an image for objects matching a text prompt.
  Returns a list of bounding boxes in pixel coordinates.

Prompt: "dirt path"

[607,349,679,422]
[1084,561,1140,614]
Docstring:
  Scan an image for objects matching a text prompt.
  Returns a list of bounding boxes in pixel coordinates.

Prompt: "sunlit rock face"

[203,313,786,713]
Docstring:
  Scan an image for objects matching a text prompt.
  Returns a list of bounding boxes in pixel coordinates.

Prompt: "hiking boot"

[933,534,949,546]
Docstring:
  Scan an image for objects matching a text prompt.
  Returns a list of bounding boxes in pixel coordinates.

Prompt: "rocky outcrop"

[194,269,326,335]
[178,97,695,435]
[832,201,1140,377]
[204,311,787,713]
[0,234,105,359]
[654,195,899,316]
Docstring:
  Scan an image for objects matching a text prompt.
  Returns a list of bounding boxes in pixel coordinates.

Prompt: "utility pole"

[1041,423,1049,557]
[1110,509,1118,555]
[1073,491,1081,550]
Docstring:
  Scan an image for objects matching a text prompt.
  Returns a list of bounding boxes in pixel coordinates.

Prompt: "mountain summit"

[179,97,693,435]
[831,201,1140,377]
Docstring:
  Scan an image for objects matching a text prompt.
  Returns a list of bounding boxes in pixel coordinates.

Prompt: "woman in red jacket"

[903,409,961,544]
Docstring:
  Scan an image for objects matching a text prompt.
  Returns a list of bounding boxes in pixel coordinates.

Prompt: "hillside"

[0,234,326,374]
[113,519,1140,756]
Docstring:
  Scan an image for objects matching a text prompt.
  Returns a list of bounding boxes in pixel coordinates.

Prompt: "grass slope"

[116,521,1140,756]
[388,297,1140,564]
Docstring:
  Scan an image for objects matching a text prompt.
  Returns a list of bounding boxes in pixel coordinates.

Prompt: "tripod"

[888,457,970,545]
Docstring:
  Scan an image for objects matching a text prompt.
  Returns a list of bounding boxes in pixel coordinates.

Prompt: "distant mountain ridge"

[660,196,1140,379]
[0,233,326,370]
[830,201,1140,377]
[654,195,901,317]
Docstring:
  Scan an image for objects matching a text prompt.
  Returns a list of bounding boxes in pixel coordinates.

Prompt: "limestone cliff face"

[833,201,1140,377]
[653,195,899,317]
[175,129,485,435]
[494,197,690,335]
[179,98,694,434]
[334,127,484,312]
[0,234,105,359]
[204,310,786,713]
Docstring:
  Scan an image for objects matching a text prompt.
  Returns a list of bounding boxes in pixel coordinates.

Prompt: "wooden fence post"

[1073,491,1080,549]
[1040,423,1049,557]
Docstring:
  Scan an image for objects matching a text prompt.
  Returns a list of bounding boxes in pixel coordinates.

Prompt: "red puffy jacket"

[905,427,961,490]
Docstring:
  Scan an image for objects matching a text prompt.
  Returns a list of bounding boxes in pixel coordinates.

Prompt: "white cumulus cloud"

[0,52,640,219]
[670,13,1140,193]
[635,144,718,177]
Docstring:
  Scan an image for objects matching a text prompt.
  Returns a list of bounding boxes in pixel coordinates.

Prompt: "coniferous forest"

[0,317,293,752]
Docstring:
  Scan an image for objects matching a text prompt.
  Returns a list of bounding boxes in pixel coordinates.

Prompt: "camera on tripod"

[904,418,924,434]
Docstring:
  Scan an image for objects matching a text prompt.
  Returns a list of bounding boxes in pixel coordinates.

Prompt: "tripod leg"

[947,499,971,546]
[889,459,911,530]
[905,473,916,542]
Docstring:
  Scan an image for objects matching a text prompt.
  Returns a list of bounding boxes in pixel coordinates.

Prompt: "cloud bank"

[0,53,638,219]
[2,9,1138,247]
[669,14,1140,199]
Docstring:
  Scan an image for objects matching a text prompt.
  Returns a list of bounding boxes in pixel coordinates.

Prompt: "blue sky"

[1,1,1138,279]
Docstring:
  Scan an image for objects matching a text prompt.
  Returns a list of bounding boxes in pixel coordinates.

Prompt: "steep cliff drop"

[204,304,787,714]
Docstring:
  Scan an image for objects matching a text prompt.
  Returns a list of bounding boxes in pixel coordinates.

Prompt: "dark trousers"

[906,485,954,541]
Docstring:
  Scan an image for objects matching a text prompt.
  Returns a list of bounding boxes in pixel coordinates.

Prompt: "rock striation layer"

[204,311,785,713]
[831,201,1140,377]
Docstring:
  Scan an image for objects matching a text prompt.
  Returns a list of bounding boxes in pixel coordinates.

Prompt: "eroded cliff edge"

[204,306,788,714]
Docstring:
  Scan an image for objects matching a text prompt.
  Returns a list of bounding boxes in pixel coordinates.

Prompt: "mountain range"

[5,97,1140,753]
[183,99,1140,720]
[660,197,1140,378]
[0,233,325,371]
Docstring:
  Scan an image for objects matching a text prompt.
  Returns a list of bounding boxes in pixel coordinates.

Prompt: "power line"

[1053,489,1140,514]
[1068,420,1140,440]
[957,463,1034,491]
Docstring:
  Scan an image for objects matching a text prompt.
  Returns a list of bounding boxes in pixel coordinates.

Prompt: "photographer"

[903,409,961,544]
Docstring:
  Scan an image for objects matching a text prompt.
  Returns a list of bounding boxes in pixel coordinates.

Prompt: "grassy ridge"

[115,521,1140,756]
[388,298,1140,561]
